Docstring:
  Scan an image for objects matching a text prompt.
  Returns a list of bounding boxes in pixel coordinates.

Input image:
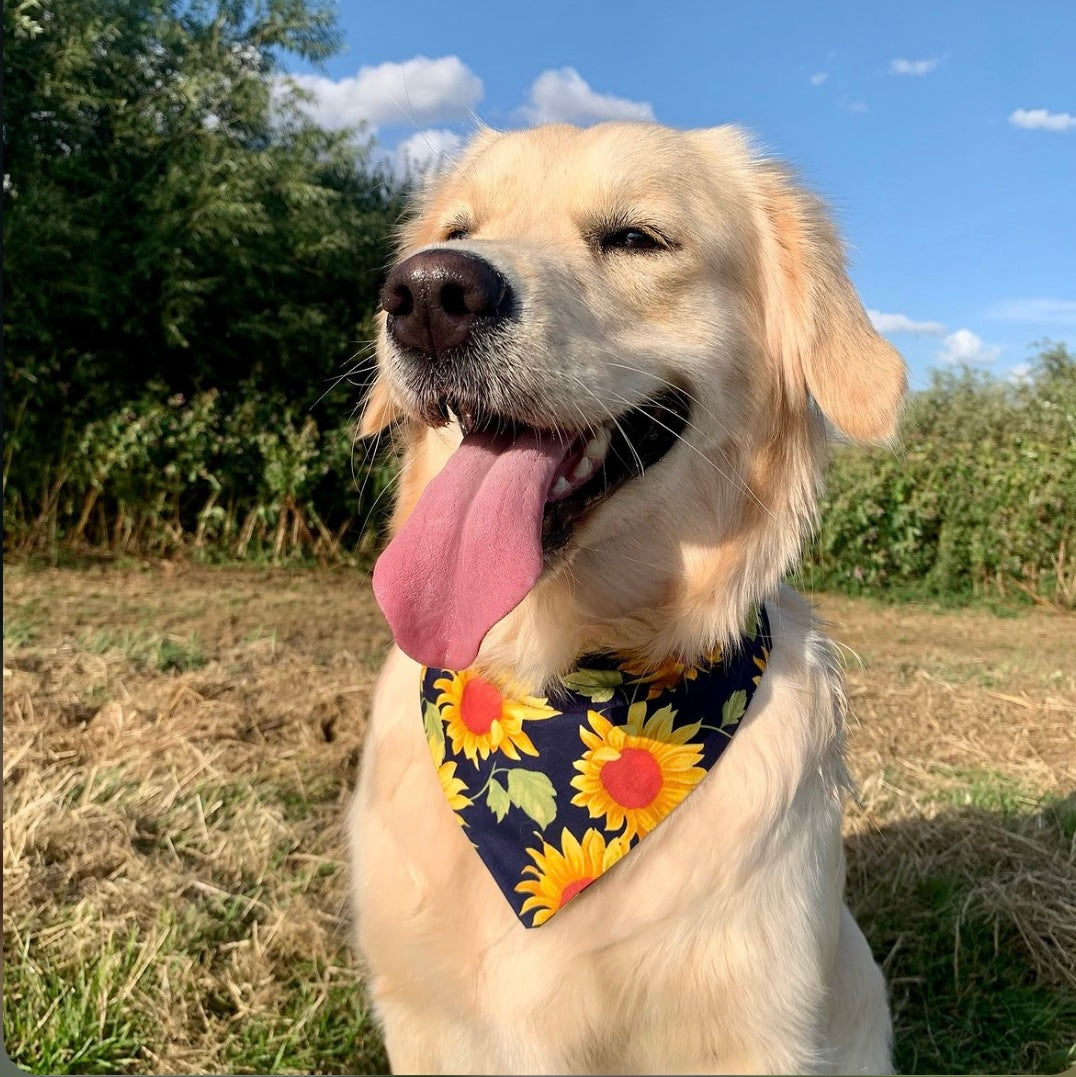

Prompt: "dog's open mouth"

[372,387,691,670]
[441,387,691,554]
[534,387,691,552]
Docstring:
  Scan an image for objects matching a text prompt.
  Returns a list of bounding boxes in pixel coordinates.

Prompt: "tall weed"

[4,385,395,564]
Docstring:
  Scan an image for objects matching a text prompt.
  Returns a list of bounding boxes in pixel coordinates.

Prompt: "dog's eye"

[600,228,663,253]
[445,228,469,241]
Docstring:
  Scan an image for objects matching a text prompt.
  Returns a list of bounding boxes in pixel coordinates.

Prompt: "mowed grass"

[820,594,1076,1075]
[4,566,1075,1074]
[3,565,389,1075]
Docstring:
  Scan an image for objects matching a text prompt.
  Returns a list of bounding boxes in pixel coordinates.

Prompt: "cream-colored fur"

[348,122,906,1074]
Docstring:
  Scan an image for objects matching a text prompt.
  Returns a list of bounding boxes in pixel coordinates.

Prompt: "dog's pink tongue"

[372,429,569,669]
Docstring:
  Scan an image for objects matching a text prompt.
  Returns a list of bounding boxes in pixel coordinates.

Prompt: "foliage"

[2,0,404,555]
[801,342,1076,608]
[4,384,395,560]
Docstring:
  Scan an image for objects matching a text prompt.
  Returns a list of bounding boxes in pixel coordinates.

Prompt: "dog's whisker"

[595,386,776,521]
[558,371,648,479]
[351,414,407,530]
[354,452,404,540]
[603,361,742,442]
[313,347,380,410]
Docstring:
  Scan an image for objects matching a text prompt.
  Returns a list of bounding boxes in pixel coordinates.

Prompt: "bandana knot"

[420,606,772,926]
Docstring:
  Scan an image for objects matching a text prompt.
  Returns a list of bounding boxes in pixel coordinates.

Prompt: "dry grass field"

[4,563,1075,1075]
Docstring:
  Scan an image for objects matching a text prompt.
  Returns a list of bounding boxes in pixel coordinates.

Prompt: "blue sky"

[285,0,1075,388]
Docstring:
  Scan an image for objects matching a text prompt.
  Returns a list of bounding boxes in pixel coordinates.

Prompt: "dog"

[348,121,906,1074]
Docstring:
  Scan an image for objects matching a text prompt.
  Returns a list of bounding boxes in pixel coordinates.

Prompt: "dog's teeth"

[550,477,571,499]
[571,457,595,482]
[583,426,612,463]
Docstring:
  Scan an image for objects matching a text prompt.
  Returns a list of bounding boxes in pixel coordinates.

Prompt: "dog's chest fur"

[348,589,871,1073]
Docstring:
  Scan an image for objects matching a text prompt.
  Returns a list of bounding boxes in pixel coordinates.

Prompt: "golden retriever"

[348,121,906,1074]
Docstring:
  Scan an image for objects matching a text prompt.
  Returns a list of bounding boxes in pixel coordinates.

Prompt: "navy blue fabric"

[420,606,772,926]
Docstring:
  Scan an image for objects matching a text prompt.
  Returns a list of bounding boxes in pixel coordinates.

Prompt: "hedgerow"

[802,342,1075,608]
[5,343,1073,610]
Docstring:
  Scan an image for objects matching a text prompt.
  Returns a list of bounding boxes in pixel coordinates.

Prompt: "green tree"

[3,0,403,545]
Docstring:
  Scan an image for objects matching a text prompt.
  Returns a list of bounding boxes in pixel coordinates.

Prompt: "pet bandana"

[419,606,772,927]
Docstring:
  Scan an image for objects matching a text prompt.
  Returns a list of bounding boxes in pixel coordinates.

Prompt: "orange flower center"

[459,677,503,735]
[559,876,594,907]
[600,747,662,808]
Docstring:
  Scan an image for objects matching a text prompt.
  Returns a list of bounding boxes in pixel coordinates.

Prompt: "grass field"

[4,564,1075,1075]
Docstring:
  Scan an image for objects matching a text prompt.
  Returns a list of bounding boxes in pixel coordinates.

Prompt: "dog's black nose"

[381,249,511,358]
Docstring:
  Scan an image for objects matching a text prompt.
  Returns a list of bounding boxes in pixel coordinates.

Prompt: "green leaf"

[486,777,510,823]
[423,701,445,760]
[506,769,557,829]
[560,668,623,703]
[720,690,747,729]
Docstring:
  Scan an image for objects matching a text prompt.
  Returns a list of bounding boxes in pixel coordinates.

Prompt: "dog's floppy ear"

[359,375,399,438]
[755,163,907,443]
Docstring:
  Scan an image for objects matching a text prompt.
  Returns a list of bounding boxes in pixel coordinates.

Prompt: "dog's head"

[364,123,906,685]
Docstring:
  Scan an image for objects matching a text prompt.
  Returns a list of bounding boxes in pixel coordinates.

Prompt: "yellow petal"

[590,746,621,763]
[586,709,612,736]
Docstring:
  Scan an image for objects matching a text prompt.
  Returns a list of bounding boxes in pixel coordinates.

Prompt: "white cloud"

[846,99,869,113]
[889,57,940,76]
[1008,108,1076,131]
[986,297,1076,324]
[809,72,828,86]
[521,68,653,125]
[868,310,946,335]
[938,328,1001,365]
[286,55,483,129]
[393,128,464,178]
[1007,363,1032,385]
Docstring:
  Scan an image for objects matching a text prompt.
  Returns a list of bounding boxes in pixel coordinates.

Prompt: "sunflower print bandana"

[420,606,772,927]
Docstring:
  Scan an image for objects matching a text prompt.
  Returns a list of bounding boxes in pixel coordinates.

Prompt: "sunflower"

[516,828,628,925]
[570,704,707,840]
[433,669,559,764]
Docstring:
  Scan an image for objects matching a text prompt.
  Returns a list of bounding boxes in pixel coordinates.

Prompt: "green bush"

[3,385,394,562]
[7,344,1072,610]
[803,342,1076,608]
